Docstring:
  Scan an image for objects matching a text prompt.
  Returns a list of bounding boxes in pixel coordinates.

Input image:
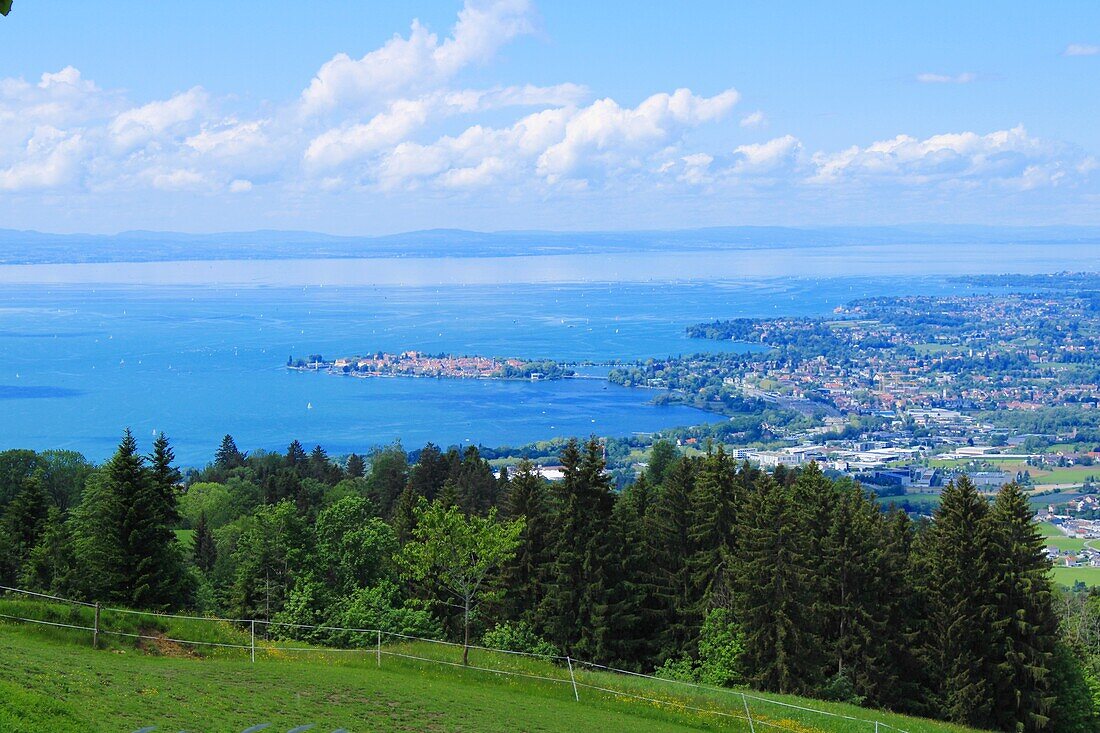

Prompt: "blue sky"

[1,1,1098,234]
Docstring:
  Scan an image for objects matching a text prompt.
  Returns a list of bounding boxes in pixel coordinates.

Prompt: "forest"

[2,433,1100,733]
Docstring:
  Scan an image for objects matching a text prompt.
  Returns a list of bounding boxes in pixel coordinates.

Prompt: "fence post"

[566,656,579,702]
[741,692,756,733]
[93,603,100,649]
[250,620,256,664]
[376,630,382,669]
[875,723,880,733]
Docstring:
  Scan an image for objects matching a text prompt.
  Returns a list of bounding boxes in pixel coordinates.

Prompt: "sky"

[0,1,1098,234]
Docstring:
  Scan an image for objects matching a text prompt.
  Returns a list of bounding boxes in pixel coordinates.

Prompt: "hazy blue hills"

[1,225,1099,265]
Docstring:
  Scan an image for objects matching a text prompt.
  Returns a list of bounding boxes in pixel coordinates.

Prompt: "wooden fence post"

[93,603,100,649]
[250,620,256,663]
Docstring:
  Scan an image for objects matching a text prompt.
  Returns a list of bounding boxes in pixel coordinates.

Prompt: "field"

[1052,566,1100,588]
[0,600,981,733]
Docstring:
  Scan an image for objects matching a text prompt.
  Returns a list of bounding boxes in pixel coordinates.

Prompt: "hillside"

[0,606,980,733]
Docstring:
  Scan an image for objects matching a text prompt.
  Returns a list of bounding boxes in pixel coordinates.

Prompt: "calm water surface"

[1,242,1095,464]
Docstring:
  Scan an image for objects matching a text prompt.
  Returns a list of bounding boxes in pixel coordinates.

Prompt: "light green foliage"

[178,482,234,529]
[482,621,559,659]
[654,608,744,687]
[398,499,524,662]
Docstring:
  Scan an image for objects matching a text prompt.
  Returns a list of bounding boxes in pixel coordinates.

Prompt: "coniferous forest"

[2,432,1099,733]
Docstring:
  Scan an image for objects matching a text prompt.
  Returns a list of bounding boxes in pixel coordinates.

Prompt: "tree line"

[1,433,1100,732]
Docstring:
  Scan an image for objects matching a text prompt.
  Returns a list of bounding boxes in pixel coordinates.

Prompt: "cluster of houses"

[1041,517,1100,568]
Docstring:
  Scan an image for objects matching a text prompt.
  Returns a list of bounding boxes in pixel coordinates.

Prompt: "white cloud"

[807,125,1070,187]
[536,88,739,181]
[0,126,86,191]
[299,0,534,116]
[109,87,207,151]
[739,110,767,128]
[229,179,253,193]
[916,72,977,84]
[305,99,434,169]
[1063,43,1100,56]
[149,168,207,191]
[186,120,268,158]
[731,135,802,174]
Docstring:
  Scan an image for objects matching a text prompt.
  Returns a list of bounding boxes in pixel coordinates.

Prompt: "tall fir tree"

[214,434,245,469]
[688,446,739,612]
[116,430,186,609]
[193,511,217,573]
[500,460,551,623]
[648,455,699,661]
[149,433,182,527]
[923,476,998,729]
[345,453,365,479]
[0,476,50,584]
[735,473,815,694]
[987,482,1058,733]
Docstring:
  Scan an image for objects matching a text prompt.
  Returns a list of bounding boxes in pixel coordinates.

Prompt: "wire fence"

[0,584,913,733]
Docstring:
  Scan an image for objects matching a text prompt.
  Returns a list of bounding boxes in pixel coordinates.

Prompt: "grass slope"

[0,603,981,733]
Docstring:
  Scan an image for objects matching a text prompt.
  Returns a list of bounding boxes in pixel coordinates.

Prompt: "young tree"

[398,499,523,665]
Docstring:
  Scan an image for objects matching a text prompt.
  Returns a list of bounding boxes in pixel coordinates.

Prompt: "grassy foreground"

[0,603,981,733]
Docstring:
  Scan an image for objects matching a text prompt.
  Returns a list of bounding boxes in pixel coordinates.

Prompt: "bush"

[481,621,559,659]
[818,672,865,706]
[653,608,744,687]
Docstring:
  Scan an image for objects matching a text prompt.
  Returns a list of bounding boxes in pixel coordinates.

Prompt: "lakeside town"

[288,351,574,381]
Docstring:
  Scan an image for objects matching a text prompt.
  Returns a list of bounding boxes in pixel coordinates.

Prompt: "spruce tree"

[735,473,814,694]
[392,483,419,545]
[1,476,50,580]
[500,460,551,623]
[924,475,997,729]
[688,446,739,611]
[988,482,1058,732]
[345,453,365,478]
[149,433,182,527]
[102,430,187,609]
[214,434,245,469]
[192,511,217,572]
[542,439,588,651]
[19,505,75,594]
[285,440,308,469]
[648,455,698,660]
[819,481,886,698]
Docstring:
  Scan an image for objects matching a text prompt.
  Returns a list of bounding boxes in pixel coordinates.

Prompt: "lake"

[2,241,1098,465]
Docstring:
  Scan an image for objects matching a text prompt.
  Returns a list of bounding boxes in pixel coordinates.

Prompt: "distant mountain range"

[1,225,1098,265]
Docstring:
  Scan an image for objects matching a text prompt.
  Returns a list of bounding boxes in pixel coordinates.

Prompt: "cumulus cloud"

[1063,43,1099,56]
[536,89,739,181]
[740,110,767,128]
[731,135,802,174]
[806,125,1075,188]
[299,0,534,116]
[0,126,86,191]
[916,72,977,84]
[109,87,208,151]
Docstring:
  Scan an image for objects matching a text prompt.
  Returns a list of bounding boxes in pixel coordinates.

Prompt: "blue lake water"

[2,242,1098,465]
